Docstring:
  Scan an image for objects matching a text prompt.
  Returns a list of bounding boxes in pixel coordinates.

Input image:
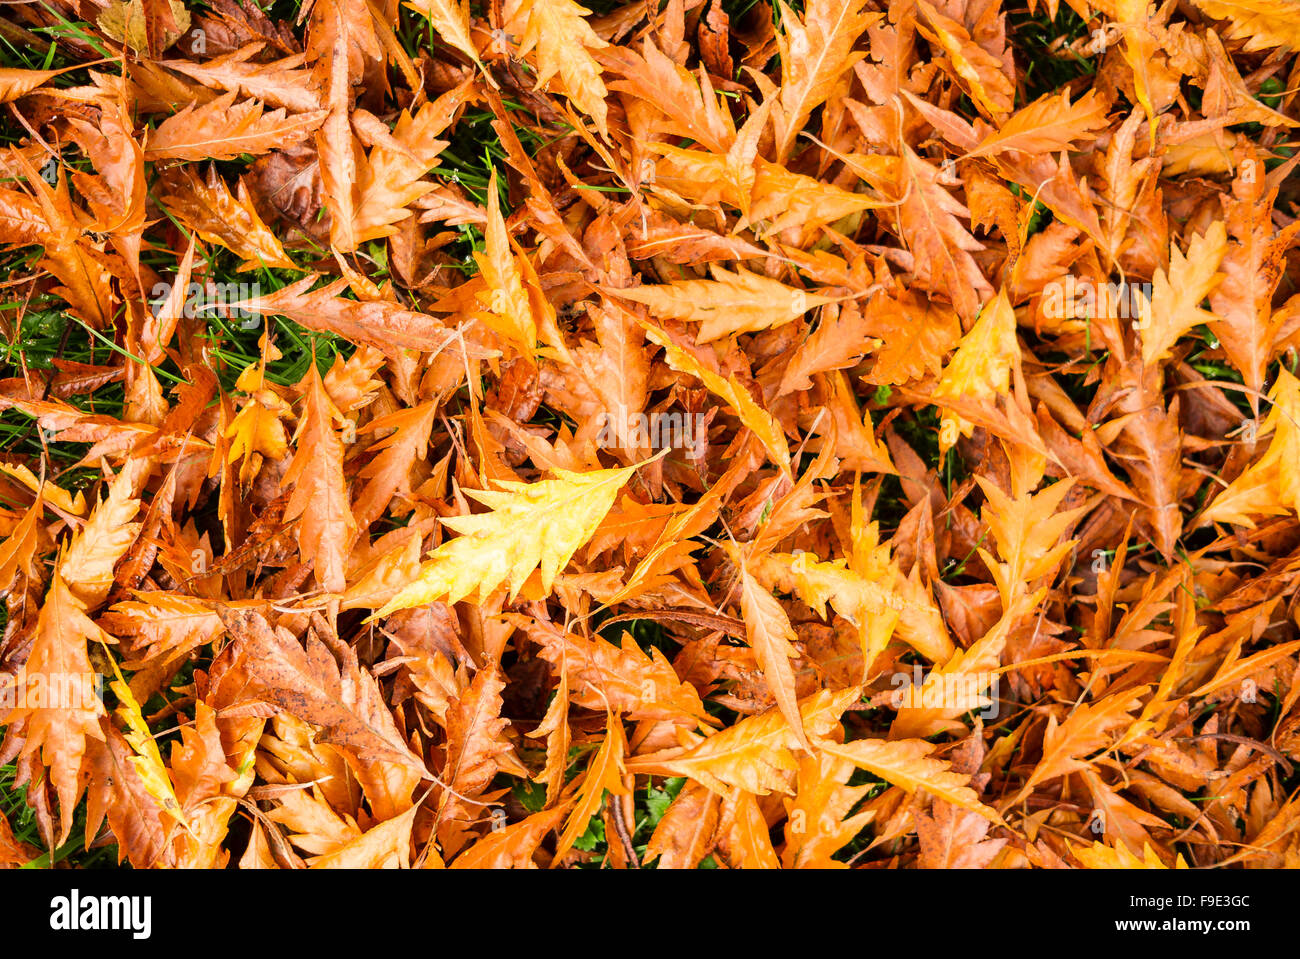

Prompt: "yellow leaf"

[403,0,489,76]
[771,0,879,160]
[916,0,1014,118]
[528,661,570,808]
[643,781,721,869]
[1201,369,1300,526]
[97,0,189,53]
[626,687,860,796]
[933,288,1020,453]
[739,546,905,676]
[817,737,1004,824]
[310,803,419,868]
[0,493,42,594]
[0,461,86,516]
[553,713,628,861]
[107,666,187,830]
[975,473,1085,607]
[61,462,144,608]
[1189,0,1300,51]
[891,589,1042,740]
[1115,1,1160,143]
[739,565,808,750]
[373,461,639,615]
[224,355,293,487]
[781,749,874,868]
[450,807,569,867]
[613,267,833,343]
[646,144,880,234]
[1012,688,1148,803]
[640,322,791,478]
[1073,839,1187,868]
[966,89,1109,159]
[473,170,536,354]
[1189,638,1300,699]
[512,0,609,138]
[718,788,781,868]
[1139,222,1228,366]
[224,397,291,485]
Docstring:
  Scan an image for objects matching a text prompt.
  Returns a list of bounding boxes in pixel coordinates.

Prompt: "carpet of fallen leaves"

[1,0,1300,870]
